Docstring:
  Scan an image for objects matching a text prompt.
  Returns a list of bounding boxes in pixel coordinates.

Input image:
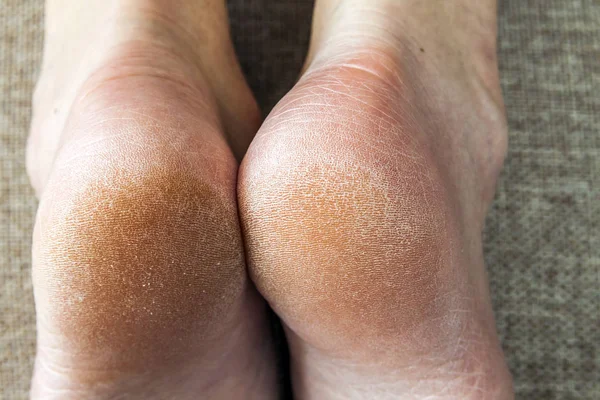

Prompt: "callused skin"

[31,69,273,398]
[29,0,513,398]
[238,0,512,397]
[240,59,479,363]
[28,3,276,398]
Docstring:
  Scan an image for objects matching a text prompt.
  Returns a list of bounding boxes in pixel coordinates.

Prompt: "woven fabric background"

[1,0,598,399]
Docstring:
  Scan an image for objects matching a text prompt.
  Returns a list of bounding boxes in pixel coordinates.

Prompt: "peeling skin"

[32,78,250,379]
[37,162,244,357]
[240,62,473,364]
[239,2,511,394]
[29,1,275,398]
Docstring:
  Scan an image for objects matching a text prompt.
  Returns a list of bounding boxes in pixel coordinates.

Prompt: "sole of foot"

[28,1,276,399]
[239,0,512,399]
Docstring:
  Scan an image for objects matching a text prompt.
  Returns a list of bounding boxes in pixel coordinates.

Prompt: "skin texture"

[28,0,259,195]
[29,0,514,398]
[241,67,464,357]
[239,0,513,398]
[28,1,276,398]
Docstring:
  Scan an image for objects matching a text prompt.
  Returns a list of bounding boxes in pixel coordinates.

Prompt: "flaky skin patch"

[32,75,251,379]
[239,61,475,365]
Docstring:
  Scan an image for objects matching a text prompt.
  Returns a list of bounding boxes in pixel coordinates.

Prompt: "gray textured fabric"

[1,2,41,398]
[1,0,598,399]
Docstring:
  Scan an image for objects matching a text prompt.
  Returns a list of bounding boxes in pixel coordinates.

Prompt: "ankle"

[308,0,499,84]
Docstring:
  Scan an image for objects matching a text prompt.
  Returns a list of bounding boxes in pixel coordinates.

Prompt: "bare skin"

[239,0,513,398]
[28,0,513,399]
[28,1,276,399]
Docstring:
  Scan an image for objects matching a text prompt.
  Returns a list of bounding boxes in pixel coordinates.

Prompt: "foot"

[239,0,512,398]
[28,1,275,399]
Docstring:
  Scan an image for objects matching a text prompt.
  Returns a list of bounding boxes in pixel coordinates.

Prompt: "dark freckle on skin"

[420,48,425,53]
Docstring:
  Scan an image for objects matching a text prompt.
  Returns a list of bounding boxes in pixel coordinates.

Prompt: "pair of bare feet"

[27,0,513,398]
